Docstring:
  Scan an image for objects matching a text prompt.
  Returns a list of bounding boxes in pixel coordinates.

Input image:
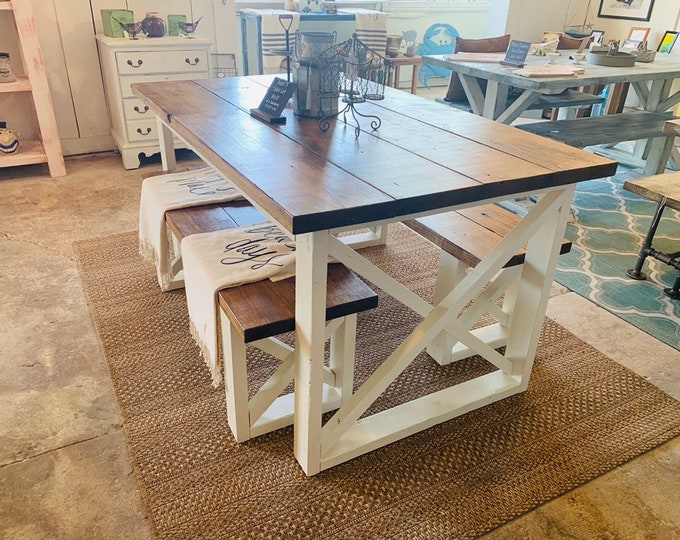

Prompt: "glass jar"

[142,12,167,38]
[0,52,17,83]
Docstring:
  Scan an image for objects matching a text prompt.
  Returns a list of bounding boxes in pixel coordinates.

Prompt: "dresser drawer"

[116,50,209,75]
[126,118,159,142]
[120,72,209,98]
[123,98,154,121]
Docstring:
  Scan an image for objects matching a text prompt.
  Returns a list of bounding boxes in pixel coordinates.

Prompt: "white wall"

[487,0,572,41]
[8,0,680,158]
[488,0,680,51]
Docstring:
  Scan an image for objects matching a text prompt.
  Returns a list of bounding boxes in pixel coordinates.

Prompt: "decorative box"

[101,9,134,38]
[167,14,187,37]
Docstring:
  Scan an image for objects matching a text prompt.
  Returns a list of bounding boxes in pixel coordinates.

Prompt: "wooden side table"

[387,55,422,94]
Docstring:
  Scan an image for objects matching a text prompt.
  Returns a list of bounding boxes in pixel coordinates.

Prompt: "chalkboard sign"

[500,40,531,68]
[249,77,296,124]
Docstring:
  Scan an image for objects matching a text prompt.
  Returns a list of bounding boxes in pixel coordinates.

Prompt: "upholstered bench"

[167,204,379,443]
[404,203,571,365]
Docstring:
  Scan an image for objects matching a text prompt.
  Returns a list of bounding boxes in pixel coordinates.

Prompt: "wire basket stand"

[316,33,390,138]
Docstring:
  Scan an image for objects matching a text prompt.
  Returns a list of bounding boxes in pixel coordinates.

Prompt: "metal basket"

[211,53,238,79]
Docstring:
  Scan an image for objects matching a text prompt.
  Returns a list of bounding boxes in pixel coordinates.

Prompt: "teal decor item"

[101,9,134,38]
[0,121,19,154]
[167,14,187,37]
[554,166,680,351]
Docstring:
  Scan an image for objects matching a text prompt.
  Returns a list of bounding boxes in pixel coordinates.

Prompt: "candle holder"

[316,33,389,138]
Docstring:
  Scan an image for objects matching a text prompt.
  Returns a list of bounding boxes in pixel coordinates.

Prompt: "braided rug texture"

[74,224,680,539]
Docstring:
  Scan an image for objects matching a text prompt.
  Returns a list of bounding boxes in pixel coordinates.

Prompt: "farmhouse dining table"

[423,51,680,125]
[132,75,616,476]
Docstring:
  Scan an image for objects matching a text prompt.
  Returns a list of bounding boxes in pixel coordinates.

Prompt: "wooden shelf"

[0,139,47,167]
[0,77,31,92]
[0,0,65,176]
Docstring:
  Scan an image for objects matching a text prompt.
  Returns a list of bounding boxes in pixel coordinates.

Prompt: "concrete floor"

[1,141,680,537]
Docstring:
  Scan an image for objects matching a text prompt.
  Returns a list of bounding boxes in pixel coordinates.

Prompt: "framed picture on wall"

[598,0,655,22]
[657,31,679,53]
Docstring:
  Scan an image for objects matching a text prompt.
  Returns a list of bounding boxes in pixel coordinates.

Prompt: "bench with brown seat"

[166,203,379,442]
[404,203,572,365]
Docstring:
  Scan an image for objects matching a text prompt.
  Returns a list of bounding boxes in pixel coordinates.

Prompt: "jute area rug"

[74,224,680,539]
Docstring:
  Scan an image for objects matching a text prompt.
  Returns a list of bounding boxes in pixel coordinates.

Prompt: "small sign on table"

[500,40,531,68]
[250,77,296,124]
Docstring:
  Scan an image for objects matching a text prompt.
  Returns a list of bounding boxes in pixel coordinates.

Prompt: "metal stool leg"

[665,272,680,300]
[627,197,667,281]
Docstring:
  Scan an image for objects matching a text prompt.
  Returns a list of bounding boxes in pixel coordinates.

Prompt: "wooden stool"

[387,55,422,94]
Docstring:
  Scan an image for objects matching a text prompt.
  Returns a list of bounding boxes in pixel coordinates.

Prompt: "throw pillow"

[558,34,593,50]
[444,34,511,102]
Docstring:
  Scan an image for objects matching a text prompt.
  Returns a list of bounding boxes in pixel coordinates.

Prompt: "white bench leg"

[220,311,251,443]
[339,224,388,249]
[427,252,524,366]
[427,251,466,365]
[329,313,357,403]
[643,135,675,175]
[219,309,358,442]
[163,231,185,291]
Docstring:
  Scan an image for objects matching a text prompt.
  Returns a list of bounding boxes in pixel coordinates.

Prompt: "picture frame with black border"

[657,31,679,54]
[591,30,605,46]
[598,0,654,22]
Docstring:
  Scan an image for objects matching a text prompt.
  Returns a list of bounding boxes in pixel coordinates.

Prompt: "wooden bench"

[404,203,572,365]
[166,204,379,442]
[516,111,678,175]
[436,88,605,119]
[623,168,680,300]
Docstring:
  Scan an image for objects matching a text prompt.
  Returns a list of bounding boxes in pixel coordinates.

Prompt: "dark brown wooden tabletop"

[133,75,617,234]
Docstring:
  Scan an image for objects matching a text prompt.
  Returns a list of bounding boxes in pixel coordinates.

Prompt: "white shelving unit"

[0,1,65,177]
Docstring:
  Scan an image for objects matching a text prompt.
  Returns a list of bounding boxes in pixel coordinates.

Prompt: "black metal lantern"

[315,33,391,138]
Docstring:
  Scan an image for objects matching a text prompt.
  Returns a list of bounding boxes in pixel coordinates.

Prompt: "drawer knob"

[133,105,149,114]
[136,127,152,136]
[127,59,144,68]
[185,57,200,66]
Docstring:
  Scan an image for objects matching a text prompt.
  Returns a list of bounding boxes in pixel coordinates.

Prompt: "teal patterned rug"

[554,167,680,351]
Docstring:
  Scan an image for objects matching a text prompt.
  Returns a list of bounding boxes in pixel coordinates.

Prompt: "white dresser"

[96,35,212,169]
